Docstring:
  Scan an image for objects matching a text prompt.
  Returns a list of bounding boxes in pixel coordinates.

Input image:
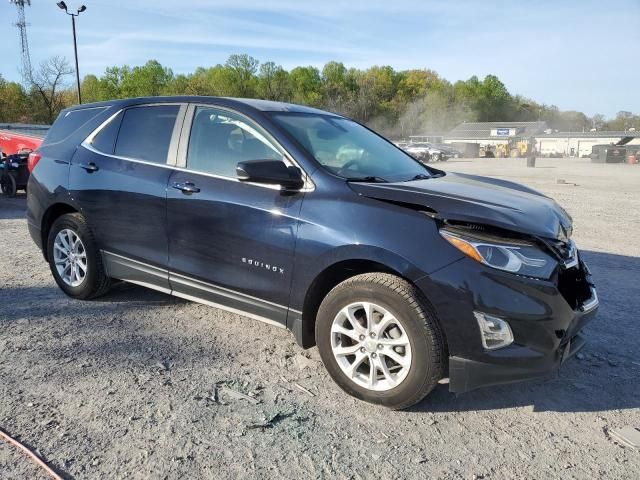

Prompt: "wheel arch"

[292,246,441,349]
[40,202,79,261]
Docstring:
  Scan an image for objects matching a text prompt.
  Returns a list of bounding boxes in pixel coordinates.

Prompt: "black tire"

[1,173,17,197]
[47,213,111,300]
[315,273,446,409]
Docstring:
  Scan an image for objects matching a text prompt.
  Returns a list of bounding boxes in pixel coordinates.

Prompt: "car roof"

[62,96,339,116]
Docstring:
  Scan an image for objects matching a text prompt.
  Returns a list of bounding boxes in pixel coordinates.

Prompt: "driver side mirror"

[236,160,304,191]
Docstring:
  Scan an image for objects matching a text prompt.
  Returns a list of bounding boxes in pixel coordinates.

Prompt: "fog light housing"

[474,312,514,350]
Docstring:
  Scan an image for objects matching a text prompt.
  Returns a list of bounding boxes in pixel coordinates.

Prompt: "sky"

[1,0,638,117]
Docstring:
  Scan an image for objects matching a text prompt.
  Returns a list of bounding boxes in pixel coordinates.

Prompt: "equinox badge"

[242,257,284,274]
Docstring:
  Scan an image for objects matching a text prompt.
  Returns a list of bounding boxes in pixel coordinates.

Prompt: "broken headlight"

[440,228,557,279]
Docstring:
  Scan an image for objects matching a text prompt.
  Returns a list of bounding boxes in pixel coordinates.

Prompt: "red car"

[0,126,46,196]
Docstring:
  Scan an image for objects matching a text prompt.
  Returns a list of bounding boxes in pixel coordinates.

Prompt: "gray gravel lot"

[1,157,639,479]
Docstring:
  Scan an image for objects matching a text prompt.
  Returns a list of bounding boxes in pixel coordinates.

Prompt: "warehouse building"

[436,121,545,157]
[535,130,640,157]
[431,121,640,158]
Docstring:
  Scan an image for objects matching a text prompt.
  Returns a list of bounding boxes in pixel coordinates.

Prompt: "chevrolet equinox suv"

[27,97,598,409]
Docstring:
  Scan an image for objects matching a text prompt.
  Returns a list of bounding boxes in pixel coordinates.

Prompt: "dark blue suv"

[26,97,598,409]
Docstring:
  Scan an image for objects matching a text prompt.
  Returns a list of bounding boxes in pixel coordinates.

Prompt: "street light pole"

[56,2,86,104]
[71,14,81,104]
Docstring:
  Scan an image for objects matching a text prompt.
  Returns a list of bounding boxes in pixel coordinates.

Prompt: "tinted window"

[45,107,106,144]
[91,111,123,154]
[114,105,179,163]
[186,107,283,177]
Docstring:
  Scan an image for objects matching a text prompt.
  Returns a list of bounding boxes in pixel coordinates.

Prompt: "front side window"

[186,106,283,177]
[114,105,179,163]
[270,113,431,182]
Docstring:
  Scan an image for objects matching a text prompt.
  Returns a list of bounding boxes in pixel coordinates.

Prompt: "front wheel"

[315,273,446,409]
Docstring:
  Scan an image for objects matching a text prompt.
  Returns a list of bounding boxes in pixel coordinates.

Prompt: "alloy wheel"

[330,302,412,391]
[53,229,88,287]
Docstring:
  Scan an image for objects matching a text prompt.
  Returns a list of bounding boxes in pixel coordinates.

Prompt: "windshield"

[270,113,431,182]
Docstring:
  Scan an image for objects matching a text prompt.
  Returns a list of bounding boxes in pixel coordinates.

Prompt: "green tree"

[225,54,259,97]
[322,61,348,112]
[258,61,290,101]
[120,60,174,98]
[289,66,322,106]
[0,75,29,122]
[80,74,102,103]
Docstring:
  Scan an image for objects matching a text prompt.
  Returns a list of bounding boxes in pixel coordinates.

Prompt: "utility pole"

[56,2,86,104]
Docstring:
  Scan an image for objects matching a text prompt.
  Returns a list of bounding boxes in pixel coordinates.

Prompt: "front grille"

[557,262,592,310]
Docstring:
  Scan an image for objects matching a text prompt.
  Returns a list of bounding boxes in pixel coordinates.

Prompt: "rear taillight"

[27,151,42,172]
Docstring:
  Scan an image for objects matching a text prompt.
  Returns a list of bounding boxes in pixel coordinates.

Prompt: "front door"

[70,104,184,290]
[166,105,305,324]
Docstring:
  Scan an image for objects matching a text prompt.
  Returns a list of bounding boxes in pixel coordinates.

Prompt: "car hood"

[349,172,573,240]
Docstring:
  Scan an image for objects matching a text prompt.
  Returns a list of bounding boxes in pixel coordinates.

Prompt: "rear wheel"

[47,213,111,299]
[316,273,445,409]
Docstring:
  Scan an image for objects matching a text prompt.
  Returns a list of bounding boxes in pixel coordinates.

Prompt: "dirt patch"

[1,159,639,479]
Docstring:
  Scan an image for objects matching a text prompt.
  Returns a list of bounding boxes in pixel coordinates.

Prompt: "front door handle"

[172,181,200,194]
[79,162,99,173]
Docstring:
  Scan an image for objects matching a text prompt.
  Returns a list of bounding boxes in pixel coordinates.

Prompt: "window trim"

[175,103,314,192]
[81,102,314,192]
[82,103,187,167]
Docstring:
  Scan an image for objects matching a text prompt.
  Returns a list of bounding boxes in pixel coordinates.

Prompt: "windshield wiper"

[345,176,388,183]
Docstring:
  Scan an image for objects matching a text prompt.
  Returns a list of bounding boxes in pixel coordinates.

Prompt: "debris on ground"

[609,426,640,449]
[218,385,261,404]
[556,178,579,186]
[293,353,318,370]
[246,411,296,430]
[293,383,315,397]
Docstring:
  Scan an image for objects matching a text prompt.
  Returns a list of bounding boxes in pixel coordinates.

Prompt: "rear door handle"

[172,181,200,194]
[79,162,99,173]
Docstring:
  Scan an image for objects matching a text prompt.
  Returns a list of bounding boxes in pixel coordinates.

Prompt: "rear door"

[166,104,306,324]
[71,103,186,290]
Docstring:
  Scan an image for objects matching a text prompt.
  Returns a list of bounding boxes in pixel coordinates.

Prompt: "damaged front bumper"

[416,254,599,394]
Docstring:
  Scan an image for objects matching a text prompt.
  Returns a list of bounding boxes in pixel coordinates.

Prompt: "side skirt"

[101,250,287,329]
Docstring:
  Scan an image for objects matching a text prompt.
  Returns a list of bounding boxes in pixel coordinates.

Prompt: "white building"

[535,131,640,157]
[439,121,640,157]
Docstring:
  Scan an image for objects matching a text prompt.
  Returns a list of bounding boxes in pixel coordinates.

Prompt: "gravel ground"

[1,157,639,479]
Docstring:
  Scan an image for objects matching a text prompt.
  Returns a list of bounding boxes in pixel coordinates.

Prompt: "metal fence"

[0,123,50,138]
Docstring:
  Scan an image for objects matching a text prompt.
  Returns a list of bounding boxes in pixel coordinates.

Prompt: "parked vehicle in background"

[403,142,432,162]
[0,125,47,156]
[26,97,598,409]
[0,125,47,196]
[590,144,627,163]
[432,143,462,159]
[401,142,444,162]
[0,151,31,197]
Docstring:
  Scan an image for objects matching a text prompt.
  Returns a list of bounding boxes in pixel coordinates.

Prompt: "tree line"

[1,54,638,137]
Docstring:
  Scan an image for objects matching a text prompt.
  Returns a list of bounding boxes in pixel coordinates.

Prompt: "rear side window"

[114,105,179,163]
[91,111,123,154]
[45,107,106,144]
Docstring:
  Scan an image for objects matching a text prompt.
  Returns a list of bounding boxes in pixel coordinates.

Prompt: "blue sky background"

[1,0,638,117]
